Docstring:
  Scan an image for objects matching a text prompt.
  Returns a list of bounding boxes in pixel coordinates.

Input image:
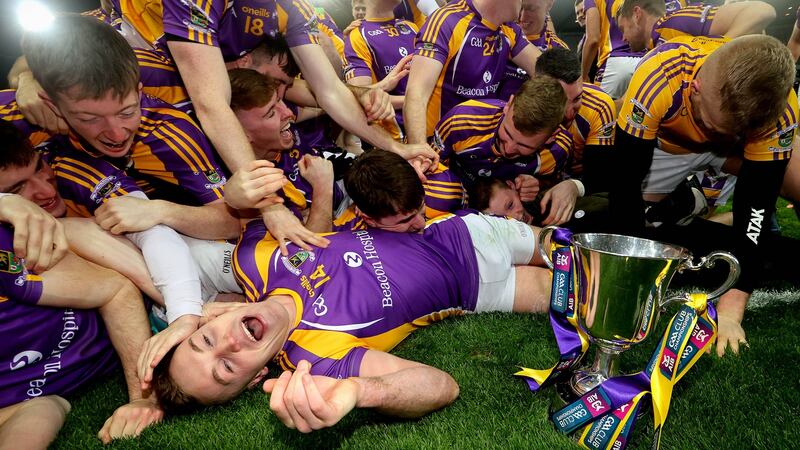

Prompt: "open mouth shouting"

[240,316,266,343]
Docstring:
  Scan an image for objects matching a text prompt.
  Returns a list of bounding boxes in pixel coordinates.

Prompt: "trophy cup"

[538,228,740,398]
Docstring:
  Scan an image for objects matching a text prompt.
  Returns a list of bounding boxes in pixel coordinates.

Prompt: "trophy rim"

[571,232,690,261]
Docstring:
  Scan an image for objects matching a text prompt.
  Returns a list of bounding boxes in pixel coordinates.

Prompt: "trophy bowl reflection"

[539,227,740,397]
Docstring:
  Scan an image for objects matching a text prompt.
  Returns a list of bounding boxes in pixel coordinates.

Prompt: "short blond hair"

[708,35,795,134]
[511,75,566,136]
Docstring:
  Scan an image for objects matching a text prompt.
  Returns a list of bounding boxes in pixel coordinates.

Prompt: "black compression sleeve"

[608,126,657,236]
[729,157,788,293]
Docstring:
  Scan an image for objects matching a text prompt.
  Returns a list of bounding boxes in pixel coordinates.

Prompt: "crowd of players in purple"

[0,0,799,446]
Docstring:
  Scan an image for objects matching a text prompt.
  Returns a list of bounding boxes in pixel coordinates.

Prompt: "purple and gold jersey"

[498,28,569,101]
[48,150,144,218]
[394,0,426,28]
[585,0,685,74]
[344,18,418,138]
[316,8,346,62]
[134,48,192,113]
[434,99,573,184]
[232,214,479,378]
[0,90,52,148]
[285,102,339,154]
[423,163,466,217]
[111,0,321,61]
[567,83,616,177]
[414,0,531,137]
[53,95,225,205]
[651,5,717,49]
[272,128,344,218]
[332,205,368,232]
[617,36,799,162]
[0,225,117,408]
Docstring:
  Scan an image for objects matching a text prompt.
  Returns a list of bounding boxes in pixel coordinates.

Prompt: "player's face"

[496,103,551,158]
[170,301,291,404]
[559,80,583,122]
[518,0,547,35]
[352,0,366,19]
[575,1,585,27]
[54,87,142,158]
[617,14,648,52]
[366,201,426,233]
[236,93,296,158]
[486,182,530,222]
[0,154,65,218]
[690,77,734,139]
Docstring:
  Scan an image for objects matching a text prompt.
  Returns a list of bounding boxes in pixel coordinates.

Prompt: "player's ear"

[39,91,65,119]
[690,78,701,95]
[503,95,515,115]
[247,367,269,389]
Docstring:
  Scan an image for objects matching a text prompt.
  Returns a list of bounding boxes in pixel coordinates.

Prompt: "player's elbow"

[434,372,460,409]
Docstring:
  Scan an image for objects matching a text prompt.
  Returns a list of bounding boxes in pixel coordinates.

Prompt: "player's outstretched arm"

[264,351,459,432]
[711,1,776,38]
[402,56,442,145]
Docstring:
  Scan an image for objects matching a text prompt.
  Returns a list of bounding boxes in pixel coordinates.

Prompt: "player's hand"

[97,399,163,444]
[714,313,747,357]
[16,72,70,135]
[263,360,360,433]
[0,194,67,273]
[137,315,200,390]
[298,155,334,192]
[343,19,362,35]
[408,155,434,183]
[358,88,394,122]
[515,174,541,202]
[225,160,287,210]
[540,180,579,226]
[95,196,164,234]
[261,205,330,256]
[391,142,439,166]
[376,54,412,92]
[199,301,250,326]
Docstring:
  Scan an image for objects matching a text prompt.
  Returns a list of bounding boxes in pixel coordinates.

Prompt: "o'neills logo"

[241,6,271,17]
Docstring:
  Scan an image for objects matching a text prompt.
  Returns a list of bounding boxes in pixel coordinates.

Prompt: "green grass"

[53,201,800,449]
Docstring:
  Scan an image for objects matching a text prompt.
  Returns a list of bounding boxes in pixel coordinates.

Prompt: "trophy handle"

[538,225,559,269]
[677,251,741,301]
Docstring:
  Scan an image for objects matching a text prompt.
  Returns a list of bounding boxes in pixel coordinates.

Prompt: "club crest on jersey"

[599,122,614,138]
[91,176,121,203]
[631,105,646,124]
[778,128,794,148]
[203,169,222,184]
[281,250,315,276]
[0,251,22,274]
[398,23,413,35]
[422,42,437,52]
[188,2,210,28]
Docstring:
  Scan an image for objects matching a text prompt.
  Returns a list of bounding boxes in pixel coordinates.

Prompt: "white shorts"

[461,214,536,313]
[599,56,642,99]
[180,236,241,303]
[642,147,733,195]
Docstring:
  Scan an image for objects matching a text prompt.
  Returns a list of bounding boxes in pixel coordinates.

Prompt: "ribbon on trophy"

[515,227,591,391]
[548,293,717,450]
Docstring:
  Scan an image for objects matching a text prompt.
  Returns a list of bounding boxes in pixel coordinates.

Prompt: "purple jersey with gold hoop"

[499,28,568,101]
[0,225,117,408]
[232,214,479,378]
[651,5,717,49]
[434,99,573,185]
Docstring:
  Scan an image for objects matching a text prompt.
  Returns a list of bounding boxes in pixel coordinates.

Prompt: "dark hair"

[536,48,581,84]
[22,14,139,102]
[344,151,424,219]
[250,34,301,78]
[229,69,281,111]
[0,121,36,171]
[616,0,666,20]
[466,178,507,211]
[151,346,198,414]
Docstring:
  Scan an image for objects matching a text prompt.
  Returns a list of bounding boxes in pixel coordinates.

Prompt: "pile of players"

[1,0,798,446]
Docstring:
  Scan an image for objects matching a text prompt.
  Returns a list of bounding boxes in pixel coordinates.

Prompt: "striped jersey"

[499,27,569,100]
[617,36,799,162]
[232,214,480,378]
[110,0,321,60]
[567,83,616,177]
[434,99,573,184]
[651,5,717,49]
[414,0,531,137]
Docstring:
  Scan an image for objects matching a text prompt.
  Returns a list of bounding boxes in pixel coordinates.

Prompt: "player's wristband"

[568,179,585,197]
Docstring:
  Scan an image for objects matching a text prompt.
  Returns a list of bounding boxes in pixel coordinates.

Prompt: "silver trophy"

[539,227,740,397]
